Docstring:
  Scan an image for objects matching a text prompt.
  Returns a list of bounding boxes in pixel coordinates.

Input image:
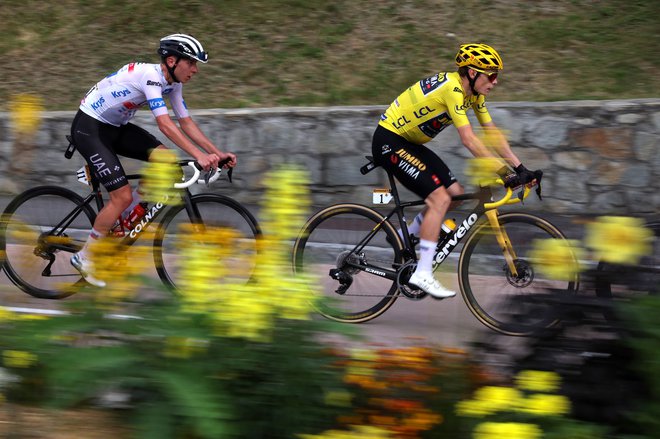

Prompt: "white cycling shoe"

[408,270,456,299]
[71,253,106,288]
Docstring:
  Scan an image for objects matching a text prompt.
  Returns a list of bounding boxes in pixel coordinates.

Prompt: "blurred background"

[0,0,658,109]
[0,1,659,438]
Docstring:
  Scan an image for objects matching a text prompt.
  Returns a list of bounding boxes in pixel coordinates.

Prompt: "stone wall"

[0,99,658,215]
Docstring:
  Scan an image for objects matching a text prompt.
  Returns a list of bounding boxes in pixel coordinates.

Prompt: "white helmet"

[158,34,208,63]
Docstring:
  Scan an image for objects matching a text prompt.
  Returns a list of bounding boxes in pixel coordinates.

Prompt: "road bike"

[0,136,261,299]
[292,156,580,336]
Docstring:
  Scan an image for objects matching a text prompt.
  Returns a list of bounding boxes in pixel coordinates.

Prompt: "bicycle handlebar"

[173,158,232,189]
[483,172,542,210]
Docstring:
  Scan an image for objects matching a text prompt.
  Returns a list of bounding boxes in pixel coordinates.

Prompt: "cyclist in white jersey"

[70,34,236,287]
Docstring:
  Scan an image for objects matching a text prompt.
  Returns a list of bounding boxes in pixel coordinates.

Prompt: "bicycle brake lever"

[534,170,543,200]
[227,167,233,183]
[204,168,214,186]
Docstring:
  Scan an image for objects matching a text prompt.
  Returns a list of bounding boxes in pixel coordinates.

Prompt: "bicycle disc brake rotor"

[397,260,427,300]
[504,259,534,288]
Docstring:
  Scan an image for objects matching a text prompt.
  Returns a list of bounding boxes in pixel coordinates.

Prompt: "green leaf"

[152,369,233,439]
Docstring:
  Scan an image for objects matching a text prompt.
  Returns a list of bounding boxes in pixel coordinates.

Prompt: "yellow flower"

[586,216,653,265]
[517,394,570,416]
[3,350,38,368]
[141,149,182,205]
[170,164,314,341]
[473,422,541,439]
[529,238,583,281]
[456,399,496,417]
[87,238,145,303]
[298,425,395,439]
[0,306,17,322]
[515,370,561,393]
[457,386,524,417]
[162,337,209,359]
[9,93,43,135]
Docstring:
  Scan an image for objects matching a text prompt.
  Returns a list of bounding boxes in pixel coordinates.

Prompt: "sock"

[416,239,436,273]
[79,228,102,260]
[399,212,424,239]
[120,187,143,219]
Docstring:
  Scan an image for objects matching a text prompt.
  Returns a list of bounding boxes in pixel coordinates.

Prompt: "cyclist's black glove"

[496,165,520,188]
[514,163,536,186]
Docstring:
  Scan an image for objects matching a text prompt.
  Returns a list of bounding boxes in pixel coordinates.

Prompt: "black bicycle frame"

[45,172,197,252]
[341,172,495,281]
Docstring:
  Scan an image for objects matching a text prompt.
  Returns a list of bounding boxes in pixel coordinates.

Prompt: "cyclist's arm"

[479,121,522,168]
[155,114,217,169]
[455,123,506,165]
[178,116,236,167]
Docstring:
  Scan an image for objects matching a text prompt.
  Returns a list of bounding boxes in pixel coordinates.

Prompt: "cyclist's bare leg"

[408,184,463,298]
[406,185,464,238]
[79,185,133,255]
[71,185,133,288]
[418,183,464,245]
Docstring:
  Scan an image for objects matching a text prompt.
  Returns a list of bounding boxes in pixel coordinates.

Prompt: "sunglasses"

[483,71,498,83]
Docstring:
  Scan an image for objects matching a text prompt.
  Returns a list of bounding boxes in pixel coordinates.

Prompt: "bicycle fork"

[484,209,520,277]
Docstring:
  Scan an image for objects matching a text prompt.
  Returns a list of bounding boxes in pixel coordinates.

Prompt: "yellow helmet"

[455,43,503,72]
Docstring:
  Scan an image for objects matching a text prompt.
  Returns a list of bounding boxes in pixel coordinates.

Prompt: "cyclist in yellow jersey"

[372,43,538,299]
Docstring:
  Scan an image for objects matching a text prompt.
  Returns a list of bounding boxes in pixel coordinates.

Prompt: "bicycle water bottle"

[441,219,456,236]
[123,203,148,230]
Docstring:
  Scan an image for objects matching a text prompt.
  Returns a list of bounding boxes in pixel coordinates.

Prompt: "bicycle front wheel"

[459,212,579,336]
[292,204,403,323]
[0,186,96,299]
[154,194,261,291]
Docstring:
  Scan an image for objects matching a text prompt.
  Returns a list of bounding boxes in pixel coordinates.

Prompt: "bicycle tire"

[0,186,97,299]
[154,193,261,291]
[458,212,579,336]
[292,203,403,323]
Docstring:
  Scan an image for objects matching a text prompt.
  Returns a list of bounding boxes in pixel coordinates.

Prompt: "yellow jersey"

[378,71,492,144]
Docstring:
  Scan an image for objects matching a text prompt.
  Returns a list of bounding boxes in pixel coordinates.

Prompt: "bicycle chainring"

[397,260,427,300]
[504,259,534,288]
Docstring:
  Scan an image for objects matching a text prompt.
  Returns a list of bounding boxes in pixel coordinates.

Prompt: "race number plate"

[373,189,393,204]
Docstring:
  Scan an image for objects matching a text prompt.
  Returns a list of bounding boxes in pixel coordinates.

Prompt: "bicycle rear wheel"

[459,212,579,336]
[292,204,403,323]
[154,194,261,291]
[0,186,96,299]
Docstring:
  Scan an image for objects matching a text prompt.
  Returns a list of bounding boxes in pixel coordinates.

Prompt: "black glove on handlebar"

[497,165,519,188]
[514,163,536,186]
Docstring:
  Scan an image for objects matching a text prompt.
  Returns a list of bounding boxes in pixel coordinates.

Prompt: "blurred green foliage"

[1,0,658,111]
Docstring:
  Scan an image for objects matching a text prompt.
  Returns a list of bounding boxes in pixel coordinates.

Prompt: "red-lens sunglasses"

[484,72,498,83]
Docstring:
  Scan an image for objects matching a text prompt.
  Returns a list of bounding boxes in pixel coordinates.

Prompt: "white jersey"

[79,62,189,126]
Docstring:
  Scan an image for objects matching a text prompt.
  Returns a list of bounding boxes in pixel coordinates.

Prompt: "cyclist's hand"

[514,164,537,186]
[197,153,220,171]
[218,151,237,168]
[497,165,519,188]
